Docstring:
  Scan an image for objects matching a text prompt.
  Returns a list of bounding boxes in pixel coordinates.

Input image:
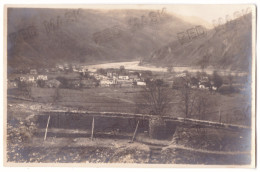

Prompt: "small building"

[19,76,27,82]
[175,73,187,78]
[28,76,35,82]
[73,68,79,72]
[137,81,146,86]
[199,82,210,90]
[20,75,35,82]
[212,86,217,91]
[100,80,113,87]
[37,75,48,81]
[56,65,64,71]
[112,78,118,84]
[107,72,113,78]
[200,76,209,83]
[118,75,129,80]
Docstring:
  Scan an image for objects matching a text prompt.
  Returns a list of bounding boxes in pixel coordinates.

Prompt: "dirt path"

[165,144,251,155]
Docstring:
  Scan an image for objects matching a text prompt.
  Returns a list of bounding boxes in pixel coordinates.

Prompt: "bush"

[218,85,240,94]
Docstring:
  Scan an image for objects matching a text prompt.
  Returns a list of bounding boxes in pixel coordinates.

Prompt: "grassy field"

[27,86,251,125]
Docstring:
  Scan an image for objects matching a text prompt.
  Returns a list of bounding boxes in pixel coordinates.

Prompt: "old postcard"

[4,4,256,167]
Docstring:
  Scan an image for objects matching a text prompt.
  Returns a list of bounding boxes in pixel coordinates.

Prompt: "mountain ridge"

[7,8,252,73]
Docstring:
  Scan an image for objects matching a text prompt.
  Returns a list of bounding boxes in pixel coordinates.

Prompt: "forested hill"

[144,13,252,72]
[7,8,252,72]
[7,8,194,71]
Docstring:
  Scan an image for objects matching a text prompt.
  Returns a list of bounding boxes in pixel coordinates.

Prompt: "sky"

[5,4,255,29]
[43,4,253,27]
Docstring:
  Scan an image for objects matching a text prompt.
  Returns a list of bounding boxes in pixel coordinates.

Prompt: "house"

[19,76,27,82]
[199,82,210,90]
[46,79,61,88]
[200,76,209,83]
[112,78,118,84]
[30,69,37,75]
[129,75,140,81]
[78,66,88,73]
[137,81,146,86]
[37,75,48,81]
[113,75,118,79]
[107,72,113,78]
[19,75,35,82]
[118,75,129,80]
[28,76,35,82]
[100,80,113,87]
[212,86,217,91]
[175,73,187,78]
[73,68,79,72]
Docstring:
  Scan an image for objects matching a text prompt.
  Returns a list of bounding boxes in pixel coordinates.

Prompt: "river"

[85,61,248,76]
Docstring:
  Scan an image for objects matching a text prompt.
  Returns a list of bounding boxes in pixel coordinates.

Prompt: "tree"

[137,79,173,139]
[194,91,211,120]
[173,74,197,118]
[37,80,45,88]
[53,87,60,103]
[179,85,196,118]
[211,71,223,91]
[140,79,171,116]
[17,80,32,98]
[97,68,107,75]
[198,53,210,70]
[56,77,69,88]
[190,77,199,87]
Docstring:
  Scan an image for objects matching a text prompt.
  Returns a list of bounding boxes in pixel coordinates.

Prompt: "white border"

[0,0,258,172]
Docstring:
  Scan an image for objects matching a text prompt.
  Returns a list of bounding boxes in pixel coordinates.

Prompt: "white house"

[107,72,113,78]
[100,80,113,87]
[118,75,129,80]
[19,76,27,82]
[28,76,35,82]
[37,75,48,81]
[137,81,146,86]
[175,73,186,77]
[19,75,35,82]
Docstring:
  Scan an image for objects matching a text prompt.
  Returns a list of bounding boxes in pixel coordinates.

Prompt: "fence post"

[131,120,139,142]
[91,117,95,141]
[44,115,51,141]
[219,107,221,123]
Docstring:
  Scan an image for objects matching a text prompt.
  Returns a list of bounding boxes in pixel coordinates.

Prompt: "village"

[7,62,244,94]
[7,64,147,90]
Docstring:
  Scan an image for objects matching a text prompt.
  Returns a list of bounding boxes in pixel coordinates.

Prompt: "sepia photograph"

[3,4,256,167]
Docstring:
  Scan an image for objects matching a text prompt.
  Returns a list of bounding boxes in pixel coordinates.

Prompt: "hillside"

[144,14,252,72]
[7,8,193,71]
[7,8,252,72]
